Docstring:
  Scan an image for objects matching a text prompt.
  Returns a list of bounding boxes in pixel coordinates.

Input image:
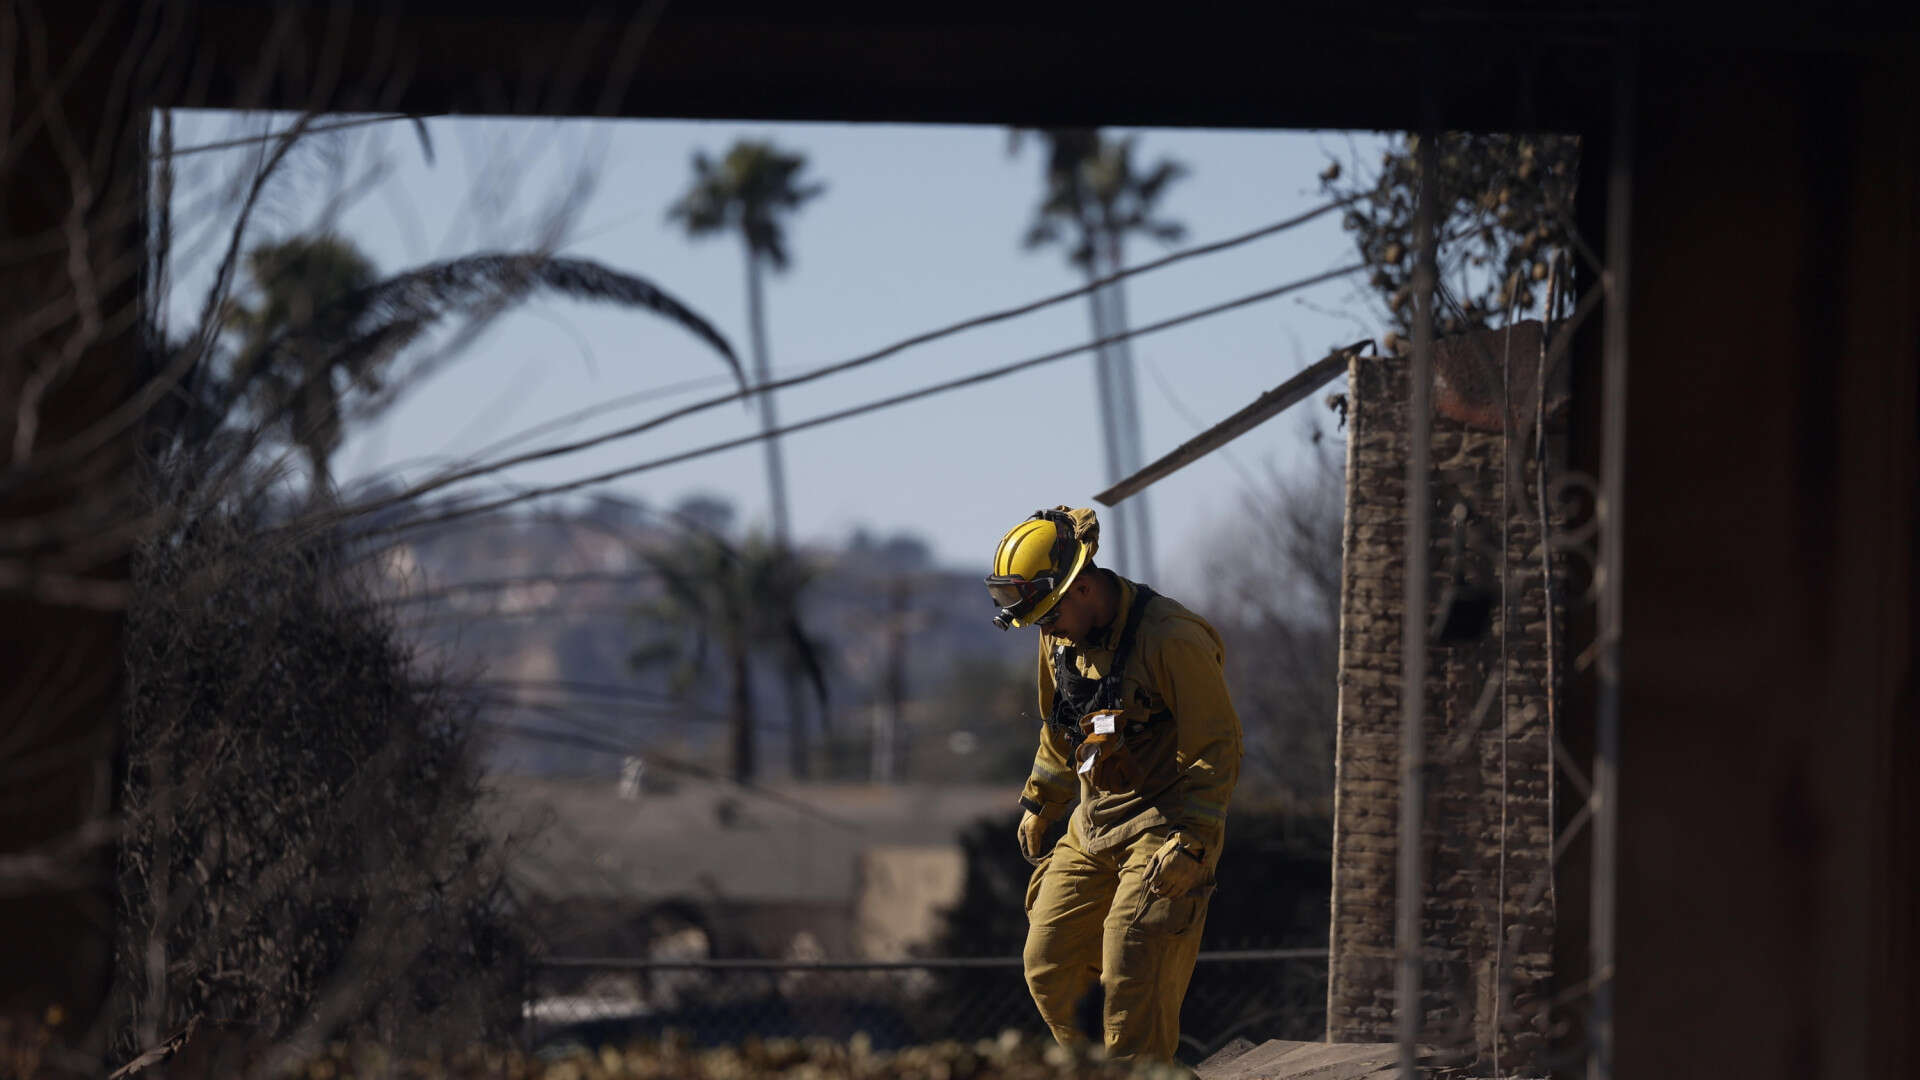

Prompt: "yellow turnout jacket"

[1017,572,1243,861]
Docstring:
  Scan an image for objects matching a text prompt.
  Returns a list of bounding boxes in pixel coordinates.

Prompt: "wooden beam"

[1093,342,1367,507]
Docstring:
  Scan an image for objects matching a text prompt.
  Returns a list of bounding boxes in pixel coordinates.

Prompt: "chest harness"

[1047,584,1162,748]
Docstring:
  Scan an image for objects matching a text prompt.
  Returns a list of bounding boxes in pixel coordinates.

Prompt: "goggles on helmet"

[987,573,1061,630]
[986,575,1056,612]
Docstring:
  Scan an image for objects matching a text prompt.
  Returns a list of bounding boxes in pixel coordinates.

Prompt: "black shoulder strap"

[1046,583,1159,742]
[1098,584,1157,707]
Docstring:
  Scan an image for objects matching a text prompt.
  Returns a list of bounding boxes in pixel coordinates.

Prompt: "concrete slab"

[1194,1040,1429,1080]
[1194,1038,1258,1075]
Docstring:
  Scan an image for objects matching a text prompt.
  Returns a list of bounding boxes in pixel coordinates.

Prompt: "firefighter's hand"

[1017,810,1052,865]
[1145,835,1206,898]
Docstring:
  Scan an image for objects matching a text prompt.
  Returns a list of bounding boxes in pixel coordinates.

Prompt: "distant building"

[488,777,1012,961]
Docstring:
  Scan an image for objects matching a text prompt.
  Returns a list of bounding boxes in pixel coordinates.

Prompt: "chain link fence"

[526,950,1326,1062]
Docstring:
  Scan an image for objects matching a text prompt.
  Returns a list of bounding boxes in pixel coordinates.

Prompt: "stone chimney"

[1326,321,1569,1072]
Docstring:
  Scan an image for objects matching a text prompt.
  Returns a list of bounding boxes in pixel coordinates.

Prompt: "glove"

[1144,834,1206,898]
[1017,809,1055,865]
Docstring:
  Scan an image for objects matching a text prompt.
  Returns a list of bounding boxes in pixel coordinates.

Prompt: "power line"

[483,696,726,745]
[319,197,1363,532]
[474,678,670,699]
[472,678,683,704]
[363,260,1368,540]
[387,570,659,606]
[158,112,447,158]
[465,370,742,463]
[475,692,726,725]
[400,606,644,628]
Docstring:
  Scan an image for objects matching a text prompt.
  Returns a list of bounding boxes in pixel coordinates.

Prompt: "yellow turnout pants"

[1022,827,1213,1063]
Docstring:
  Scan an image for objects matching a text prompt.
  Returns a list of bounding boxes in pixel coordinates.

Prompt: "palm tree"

[628,524,830,783]
[222,235,378,496]
[666,140,824,548]
[218,235,742,501]
[1015,130,1186,583]
[668,139,825,777]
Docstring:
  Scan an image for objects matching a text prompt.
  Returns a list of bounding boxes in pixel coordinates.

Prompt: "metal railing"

[525,949,1327,1062]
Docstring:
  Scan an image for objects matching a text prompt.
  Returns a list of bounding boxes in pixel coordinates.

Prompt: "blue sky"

[164,113,1387,595]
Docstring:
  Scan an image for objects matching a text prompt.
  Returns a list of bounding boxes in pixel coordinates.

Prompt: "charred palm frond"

[326,252,740,390]
[212,249,740,491]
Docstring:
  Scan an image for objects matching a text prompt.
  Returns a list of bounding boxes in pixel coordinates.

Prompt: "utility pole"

[871,575,911,783]
[1099,230,1156,583]
[1084,261,1132,578]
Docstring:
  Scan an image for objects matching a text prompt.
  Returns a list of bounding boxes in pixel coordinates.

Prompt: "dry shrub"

[108,493,531,1062]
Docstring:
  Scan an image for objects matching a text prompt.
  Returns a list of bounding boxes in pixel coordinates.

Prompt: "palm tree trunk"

[744,245,791,545]
[1099,232,1156,583]
[305,443,334,507]
[784,672,810,780]
[744,244,812,778]
[729,639,755,783]
[881,576,909,782]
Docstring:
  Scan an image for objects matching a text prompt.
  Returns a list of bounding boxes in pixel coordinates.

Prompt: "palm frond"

[633,540,719,614]
[741,225,785,271]
[781,614,831,713]
[667,153,733,235]
[785,180,827,208]
[307,252,741,390]
[1148,221,1187,245]
[408,116,435,165]
[628,639,681,670]
[1018,129,1188,272]
[1134,159,1188,205]
[671,139,822,269]
[1020,220,1059,251]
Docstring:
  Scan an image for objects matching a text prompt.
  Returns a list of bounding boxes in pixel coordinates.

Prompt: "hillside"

[376,499,1036,782]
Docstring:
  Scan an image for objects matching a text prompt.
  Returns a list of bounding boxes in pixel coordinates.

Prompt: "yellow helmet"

[986,509,1091,630]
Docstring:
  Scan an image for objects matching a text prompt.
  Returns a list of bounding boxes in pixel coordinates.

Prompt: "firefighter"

[985,506,1243,1064]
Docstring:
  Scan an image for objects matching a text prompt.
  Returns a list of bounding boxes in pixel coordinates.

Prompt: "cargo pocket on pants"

[1130,881,1214,937]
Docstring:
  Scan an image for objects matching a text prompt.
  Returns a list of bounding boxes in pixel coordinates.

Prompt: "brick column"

[1326,323,1566,1072]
